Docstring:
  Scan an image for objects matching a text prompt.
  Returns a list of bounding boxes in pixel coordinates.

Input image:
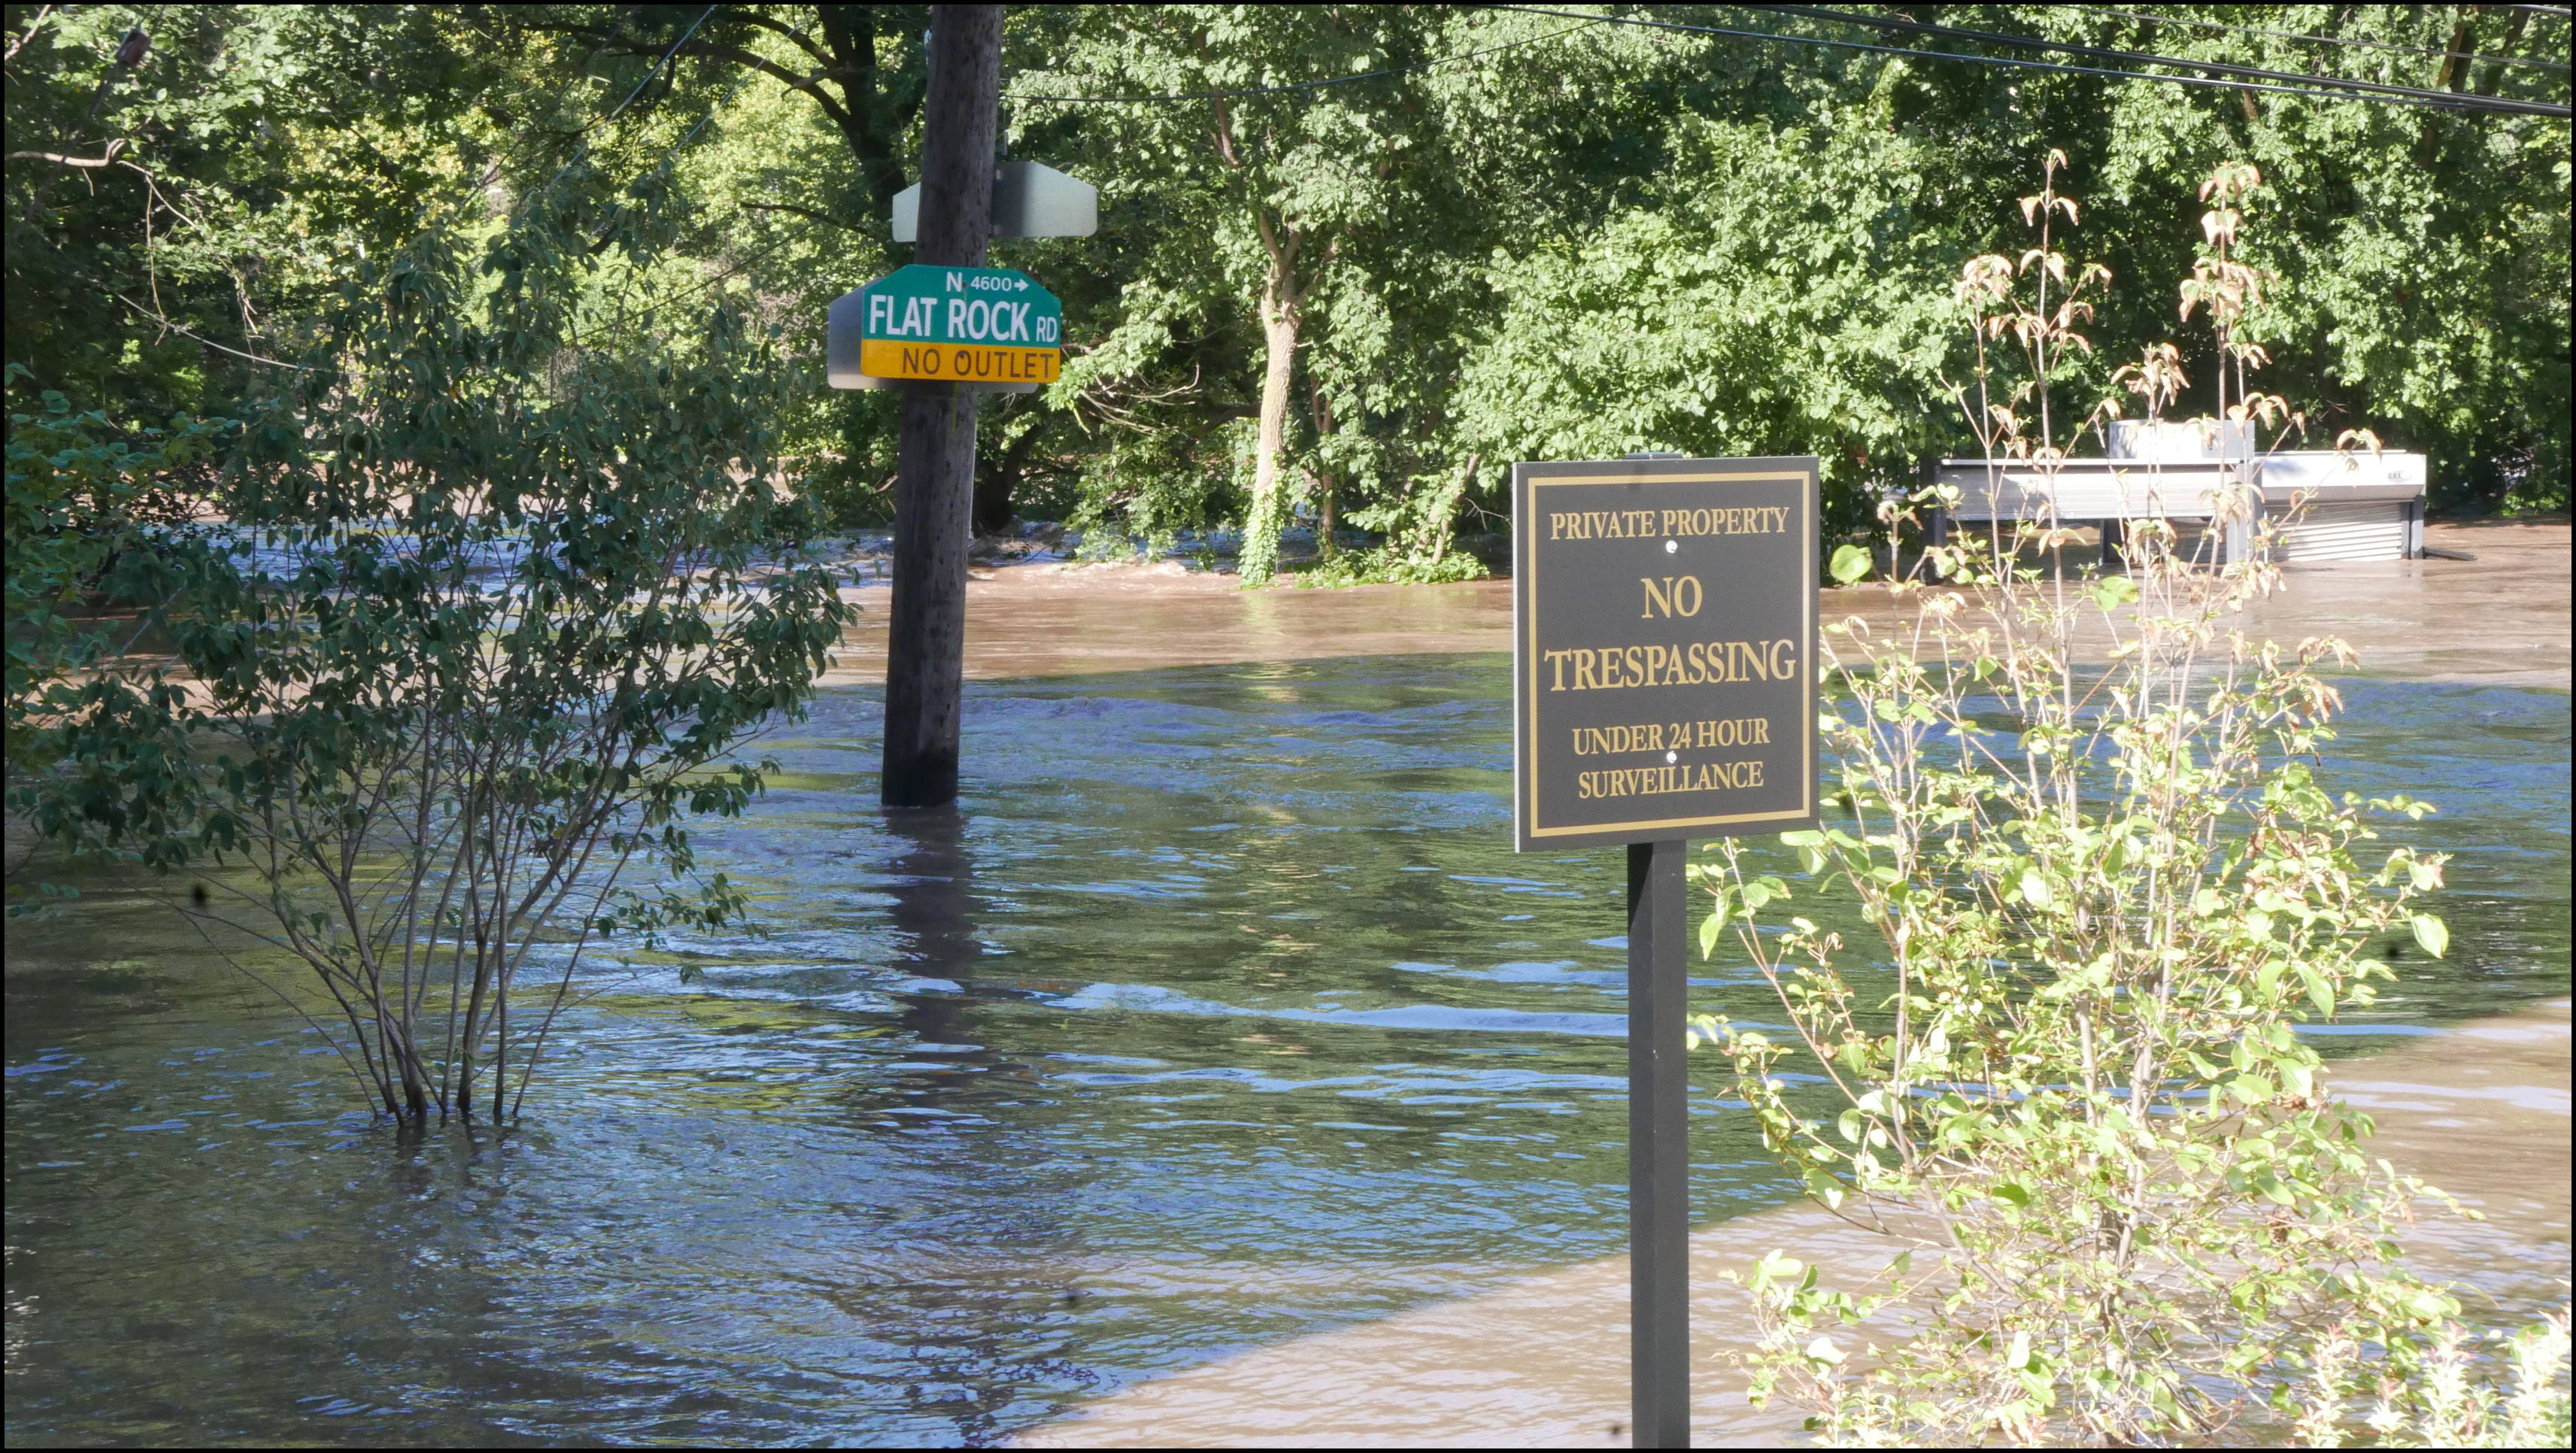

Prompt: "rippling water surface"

[6,657,2566,1446]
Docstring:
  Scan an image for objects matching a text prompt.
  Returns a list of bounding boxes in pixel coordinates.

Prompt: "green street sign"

[827,264,1061,390]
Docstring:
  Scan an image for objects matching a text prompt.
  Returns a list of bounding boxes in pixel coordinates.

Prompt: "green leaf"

[2299,966,2335,1018]
[1992,1182,2031,1209]
[2404,1288,2459,1321]
[2410,913,2449,960]
[1698,903,1726,960]
[2017,869,2051,909]
[1802,1166,1846,1210]
[1828,543,1873,584]
[1748,1251,1804,1291]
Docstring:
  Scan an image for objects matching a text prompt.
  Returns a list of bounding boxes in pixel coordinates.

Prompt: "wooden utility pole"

[881,4,1002,808]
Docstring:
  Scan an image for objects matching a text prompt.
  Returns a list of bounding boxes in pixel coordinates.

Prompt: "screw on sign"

[827,264,1062,393]
[1513,453,1820,1450]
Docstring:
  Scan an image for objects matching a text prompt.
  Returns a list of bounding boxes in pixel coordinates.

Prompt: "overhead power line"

[1470,4,2569,117]
[1738,4,2571,115]
[1009,17,1604,104]
[597,5,718,128]
[2061,4,2569,72]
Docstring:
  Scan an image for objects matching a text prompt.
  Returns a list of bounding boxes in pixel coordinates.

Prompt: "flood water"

[5,654,2568,1447]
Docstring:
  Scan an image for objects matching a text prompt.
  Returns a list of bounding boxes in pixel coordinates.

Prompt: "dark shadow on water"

[886,805,986,1032]
[847,805,1099,1446]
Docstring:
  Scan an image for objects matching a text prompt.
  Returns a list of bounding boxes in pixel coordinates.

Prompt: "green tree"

[10,3,2565,554]
[2,381,221,790]
[1017,5,1698,574]
[1452,112,1963,544]
[472,5,938,521]
[2080,4,2573,510]
[4,5,512,416]
[1018,5,1425,580]
[13,159,853,1119]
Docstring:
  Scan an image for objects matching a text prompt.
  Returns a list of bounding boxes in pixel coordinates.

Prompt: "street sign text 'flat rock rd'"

[827,264,1062,390]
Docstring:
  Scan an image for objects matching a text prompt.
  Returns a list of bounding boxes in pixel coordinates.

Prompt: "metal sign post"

[892,159,1099,243]
[1512,454,1820,1448]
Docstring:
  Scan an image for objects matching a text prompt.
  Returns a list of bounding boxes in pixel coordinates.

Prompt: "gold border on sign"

[1521,469,1816,839]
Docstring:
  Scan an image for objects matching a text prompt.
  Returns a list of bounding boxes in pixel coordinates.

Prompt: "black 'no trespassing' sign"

[1511,456,1821,851]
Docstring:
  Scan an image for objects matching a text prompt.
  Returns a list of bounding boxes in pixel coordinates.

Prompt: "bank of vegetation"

[6,5,2568,587]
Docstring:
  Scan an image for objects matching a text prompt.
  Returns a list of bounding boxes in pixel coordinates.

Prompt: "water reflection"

[5,657,2565,1446]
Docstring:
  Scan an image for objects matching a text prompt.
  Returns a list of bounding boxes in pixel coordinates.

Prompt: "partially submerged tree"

[14,165,852,1120]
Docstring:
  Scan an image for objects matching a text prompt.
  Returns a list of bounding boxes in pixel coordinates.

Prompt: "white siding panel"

[1937,463,2241,520]
[2271,502,2410,562]
[2261,450,2426,496]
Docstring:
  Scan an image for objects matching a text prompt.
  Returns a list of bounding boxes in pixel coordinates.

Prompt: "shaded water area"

[6,654,2568,1447]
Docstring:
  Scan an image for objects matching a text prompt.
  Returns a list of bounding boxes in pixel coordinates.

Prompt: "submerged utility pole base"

[875,3,1001,810]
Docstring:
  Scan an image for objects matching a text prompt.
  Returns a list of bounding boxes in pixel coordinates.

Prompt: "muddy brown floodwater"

[994,523,2571,1449]
[7,523,2561,1448]
[825,521,2570,692]
[1019,1000,2571,1449]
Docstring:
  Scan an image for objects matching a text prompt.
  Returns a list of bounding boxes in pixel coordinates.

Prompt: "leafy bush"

[1288,546,1486,588]
[1690,156,2553,1445]
[2296,1314,2570,1448]
[12,173,851,1120]
[2,378,223,780]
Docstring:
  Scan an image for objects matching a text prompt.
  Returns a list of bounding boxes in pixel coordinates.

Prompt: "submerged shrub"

[14,174,851,1120]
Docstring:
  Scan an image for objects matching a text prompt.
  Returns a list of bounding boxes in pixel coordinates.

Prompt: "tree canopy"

[7,2,2568,558]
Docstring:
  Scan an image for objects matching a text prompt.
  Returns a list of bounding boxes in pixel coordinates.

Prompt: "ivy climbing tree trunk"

[1242,231,1301,584]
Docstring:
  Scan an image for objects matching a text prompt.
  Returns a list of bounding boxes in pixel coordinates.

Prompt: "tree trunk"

[815,5,915,217]
[1308,382,1337,557]
[1427,452,1479,563]
[881,3,999,809]
[973,400,1045,535]
[1239,255,1300,584]
[971,444,1012,535]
